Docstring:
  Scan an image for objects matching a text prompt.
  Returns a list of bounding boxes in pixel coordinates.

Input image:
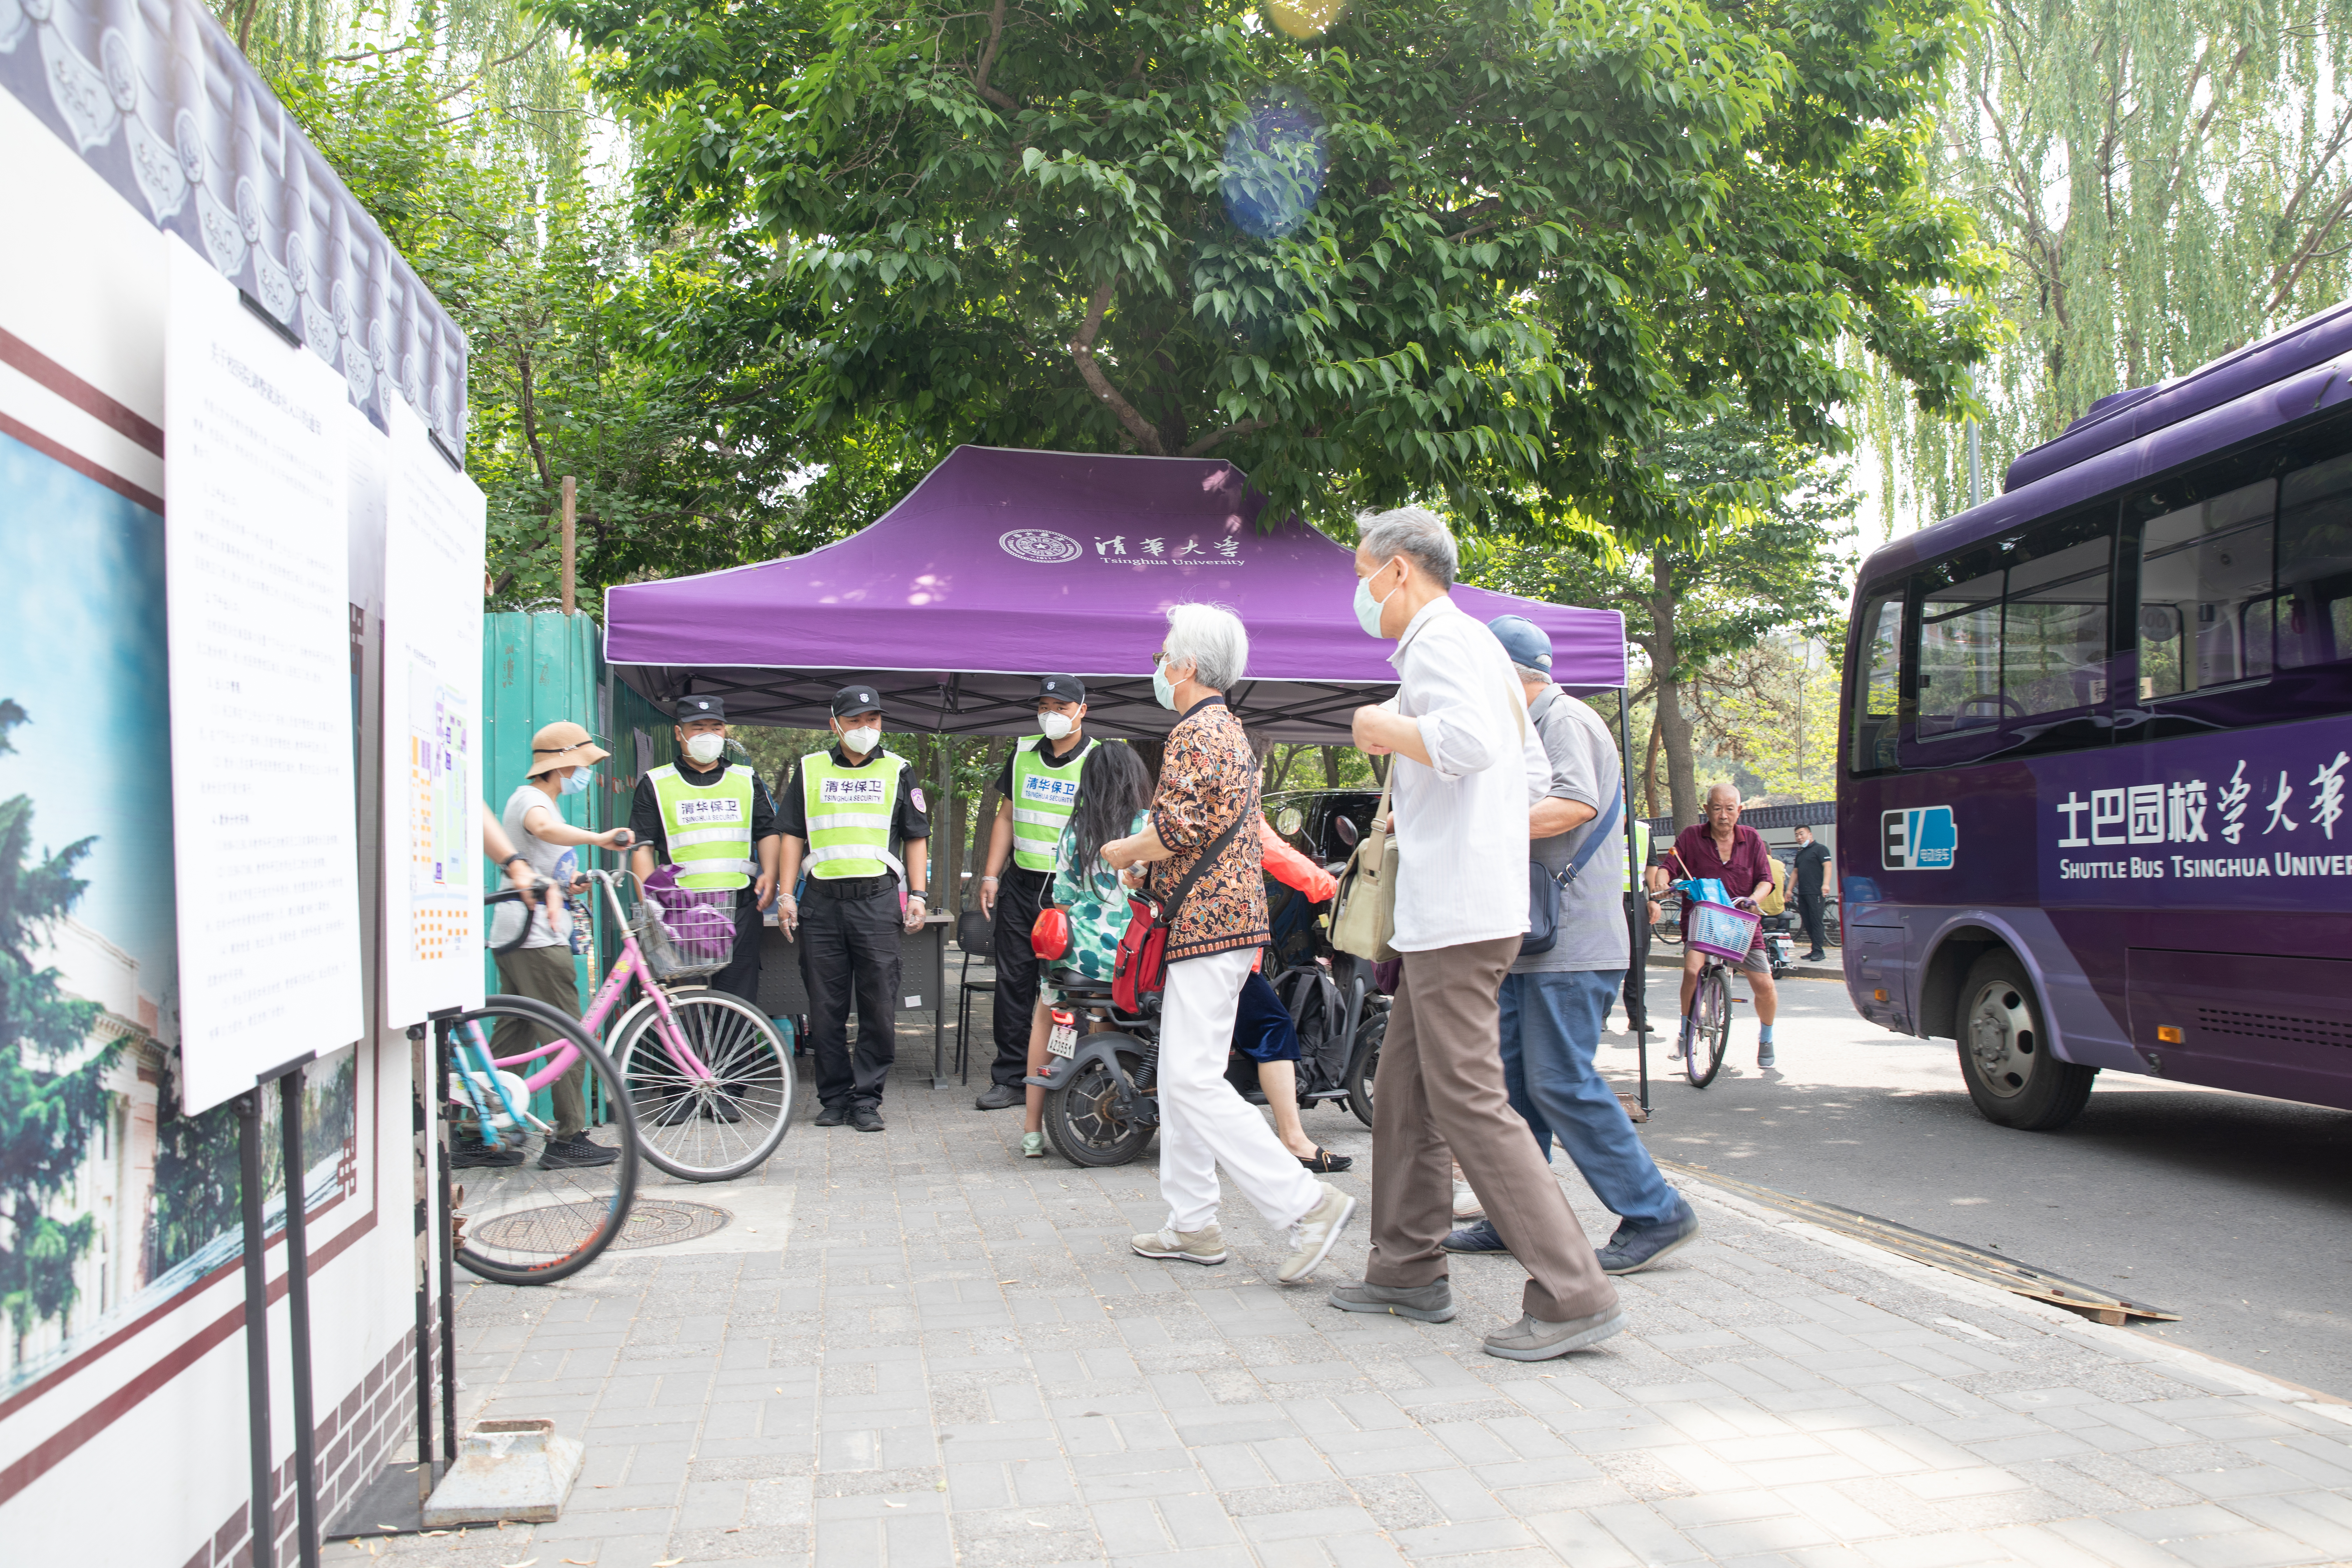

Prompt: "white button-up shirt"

[1383,596,1551,952]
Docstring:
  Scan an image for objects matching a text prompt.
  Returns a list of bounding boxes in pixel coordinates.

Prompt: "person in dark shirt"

[773,685,932,1130]
[1791,825,1833,961]
[627,694,783,1007]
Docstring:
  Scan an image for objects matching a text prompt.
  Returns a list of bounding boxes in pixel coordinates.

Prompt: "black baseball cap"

[1037,675,1086,704]
[831,684,884,719]
[674,694,726,723]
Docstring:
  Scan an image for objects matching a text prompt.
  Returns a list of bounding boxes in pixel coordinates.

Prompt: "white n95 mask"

[684,732,726,765]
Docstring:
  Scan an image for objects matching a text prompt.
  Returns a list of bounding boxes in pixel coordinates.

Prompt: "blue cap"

[1487,614,1553,673]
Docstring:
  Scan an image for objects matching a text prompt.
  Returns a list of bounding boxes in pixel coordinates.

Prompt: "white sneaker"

[1131,1222,1227,1266]
[1668,1018,1693,1061]
[1452,1176,1483,1222]
[1279,1183,1356,1284]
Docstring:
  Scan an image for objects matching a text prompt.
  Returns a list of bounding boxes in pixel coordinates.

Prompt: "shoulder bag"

[1522,793,1624,956]
[1328,775,1400,962]
[1112,807,1252,1012]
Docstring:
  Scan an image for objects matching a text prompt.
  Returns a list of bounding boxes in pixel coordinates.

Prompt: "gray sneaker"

[1326,1279,1457,1322]
[1279,1183,1356,1284]
[1132,1221,1227,1266]
[1595,1200,1700,1275]
[1483,1308,1629,1361]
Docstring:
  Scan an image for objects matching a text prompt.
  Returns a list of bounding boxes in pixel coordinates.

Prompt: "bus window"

[2003,531,2112,716]
[2134,477,2276,698]
[1848,592,1903,774]
[1916,569,2002,735]
[2273,451,2352,671]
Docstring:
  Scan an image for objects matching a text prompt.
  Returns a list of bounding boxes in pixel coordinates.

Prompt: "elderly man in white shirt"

[1324,506,1625,1361]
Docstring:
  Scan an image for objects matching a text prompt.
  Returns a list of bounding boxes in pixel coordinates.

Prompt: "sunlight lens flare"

[1222,96,1330,241]
[1264,0,1348,38]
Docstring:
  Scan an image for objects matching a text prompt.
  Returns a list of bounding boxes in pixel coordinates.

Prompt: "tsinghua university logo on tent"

[999,527,1083,564]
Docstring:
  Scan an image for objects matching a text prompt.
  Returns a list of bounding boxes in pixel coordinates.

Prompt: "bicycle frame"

[453,872,724,1131]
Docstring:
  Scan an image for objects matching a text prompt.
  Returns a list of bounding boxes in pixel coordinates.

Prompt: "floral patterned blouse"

[1147,697,1268,962]
[1048,809,1149,982]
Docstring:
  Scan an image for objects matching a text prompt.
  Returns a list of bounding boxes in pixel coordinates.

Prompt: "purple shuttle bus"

[1839,306,2352,1130]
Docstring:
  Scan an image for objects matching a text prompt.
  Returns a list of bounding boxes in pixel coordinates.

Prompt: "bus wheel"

[1955,951,2095,1131]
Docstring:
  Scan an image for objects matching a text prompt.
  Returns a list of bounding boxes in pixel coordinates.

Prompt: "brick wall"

[188,1309,442,1567]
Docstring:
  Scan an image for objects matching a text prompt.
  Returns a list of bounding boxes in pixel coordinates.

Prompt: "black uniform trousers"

[1796,889,1829,955]
[711,900,764,1008]
[1621,891,1652,1033]
[803,877,902,1111]
[988,866,1054,1090]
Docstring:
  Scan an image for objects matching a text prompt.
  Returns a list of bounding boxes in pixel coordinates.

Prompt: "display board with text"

[379,400,488,1026]
[164,236,366,1114]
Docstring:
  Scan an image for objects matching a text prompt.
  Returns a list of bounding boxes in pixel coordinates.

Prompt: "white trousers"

[1157,947,1323,1233]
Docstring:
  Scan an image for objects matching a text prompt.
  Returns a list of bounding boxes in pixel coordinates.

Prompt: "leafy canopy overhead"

[548,0,1996,534]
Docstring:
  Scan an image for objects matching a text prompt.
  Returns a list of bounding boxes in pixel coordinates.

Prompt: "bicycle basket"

[636,883,736,980]
[1686,898,1761,962]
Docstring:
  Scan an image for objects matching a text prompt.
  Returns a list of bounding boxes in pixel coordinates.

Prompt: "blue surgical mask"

[1354,564,1398,637]
[1152,667,1177,709]
[560,767,593,796]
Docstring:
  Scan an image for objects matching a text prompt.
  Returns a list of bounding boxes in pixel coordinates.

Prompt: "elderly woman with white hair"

[1101,602,1357,1284]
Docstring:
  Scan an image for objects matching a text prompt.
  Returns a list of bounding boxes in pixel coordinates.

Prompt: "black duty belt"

[807,873,897,901]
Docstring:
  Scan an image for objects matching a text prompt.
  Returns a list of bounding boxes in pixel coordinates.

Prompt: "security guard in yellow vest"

[775,685,931,1132]
[974,675,1096,1110]
[628,694,783,1007]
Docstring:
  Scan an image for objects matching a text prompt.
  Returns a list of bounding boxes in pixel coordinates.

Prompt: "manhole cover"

[470,1199,729,1254]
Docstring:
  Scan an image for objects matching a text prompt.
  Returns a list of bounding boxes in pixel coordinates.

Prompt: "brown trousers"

[1367,935,1619,1323]
[490,943,590,1139]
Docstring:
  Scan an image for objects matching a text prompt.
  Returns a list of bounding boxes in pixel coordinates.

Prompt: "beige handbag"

[1329,775,1400,961]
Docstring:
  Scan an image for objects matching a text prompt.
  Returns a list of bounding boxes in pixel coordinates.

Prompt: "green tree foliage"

[546,0,1996,536]
[0,701,114,1355]
[1470,422,1856,824]
[1870,0,2352,529]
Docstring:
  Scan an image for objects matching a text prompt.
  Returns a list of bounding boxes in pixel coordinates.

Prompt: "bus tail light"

[1872,989,1888,1002]
[2156,1025,2183,1044]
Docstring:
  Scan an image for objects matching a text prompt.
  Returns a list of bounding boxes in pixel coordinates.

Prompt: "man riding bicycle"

[1653,783,1781,1070]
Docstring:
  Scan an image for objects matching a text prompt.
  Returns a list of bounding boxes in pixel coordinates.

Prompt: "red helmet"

[1030,906,1071,962]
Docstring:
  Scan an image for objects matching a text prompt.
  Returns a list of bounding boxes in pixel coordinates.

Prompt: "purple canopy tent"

[604,446,1626,741]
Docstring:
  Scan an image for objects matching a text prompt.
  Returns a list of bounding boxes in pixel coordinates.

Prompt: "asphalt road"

[1594,966,2352,1399]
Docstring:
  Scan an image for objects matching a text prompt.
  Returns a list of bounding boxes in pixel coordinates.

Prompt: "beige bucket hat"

[527,720,611,777]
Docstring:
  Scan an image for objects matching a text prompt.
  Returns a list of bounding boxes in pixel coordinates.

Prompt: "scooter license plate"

[1048,1016,1078,1058]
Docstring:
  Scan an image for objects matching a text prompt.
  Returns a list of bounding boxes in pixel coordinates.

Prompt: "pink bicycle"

[474,869,794,1184]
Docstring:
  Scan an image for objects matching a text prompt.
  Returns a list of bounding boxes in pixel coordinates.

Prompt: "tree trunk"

[1643,711,1663,820]
[1320,745,1339,790]
[1650,555,1702,828]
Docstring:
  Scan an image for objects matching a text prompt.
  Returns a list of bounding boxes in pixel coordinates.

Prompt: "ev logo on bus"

[1882,806,1958,871]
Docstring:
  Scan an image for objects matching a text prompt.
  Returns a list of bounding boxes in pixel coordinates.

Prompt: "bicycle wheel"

[1687,966,1731,1087]
[444,996,640,1286]
[612,990,794,1181]
[1344,1009,1385,1127]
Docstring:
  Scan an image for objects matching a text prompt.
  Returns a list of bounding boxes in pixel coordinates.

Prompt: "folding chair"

[953,908,997,1084]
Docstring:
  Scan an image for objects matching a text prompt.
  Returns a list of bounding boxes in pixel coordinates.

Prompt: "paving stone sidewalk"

[365,1034,2352,1568]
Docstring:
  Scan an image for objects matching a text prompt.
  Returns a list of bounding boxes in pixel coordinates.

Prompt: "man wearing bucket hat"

[775,685,932,1133]
[628,695,785,1008]
[486,721,638,1171]
[1442,617,1699,1275]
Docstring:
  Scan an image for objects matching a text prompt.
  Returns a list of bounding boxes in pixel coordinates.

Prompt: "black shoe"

[852,1105,885,1133]
[974,1083,1022,1110]
[703,1094,743,1123]
[813,1104,846,1127]
[449,1138,524,1169]
[538,1136,620,1170]
[1802,951,1826,962]
[650,1096,698,1127]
